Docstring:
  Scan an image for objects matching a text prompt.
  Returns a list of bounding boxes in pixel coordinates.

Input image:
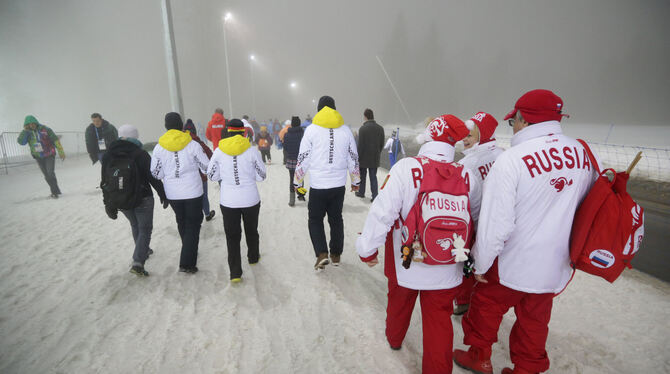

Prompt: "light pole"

[223,12,233,118]
[249,54,256,117]
[160,0,184,116]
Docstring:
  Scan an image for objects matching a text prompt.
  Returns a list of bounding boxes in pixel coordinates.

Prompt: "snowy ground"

[1,156,669,374]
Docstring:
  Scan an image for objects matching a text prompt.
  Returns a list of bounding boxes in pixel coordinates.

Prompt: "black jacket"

[85,120,118,163]
[101,139,166,208]
[357,120,385,168]
[283,126,304,160]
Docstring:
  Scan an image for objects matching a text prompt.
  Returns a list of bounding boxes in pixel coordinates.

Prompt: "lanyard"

[33,129,41,143]
[95,127,101,140]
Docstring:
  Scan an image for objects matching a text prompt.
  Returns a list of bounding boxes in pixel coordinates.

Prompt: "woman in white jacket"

[207,119,266,283]
[151,112,210,274]
[356,115,481,374]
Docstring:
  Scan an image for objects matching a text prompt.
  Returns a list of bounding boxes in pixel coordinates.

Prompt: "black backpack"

[101,152,141,210]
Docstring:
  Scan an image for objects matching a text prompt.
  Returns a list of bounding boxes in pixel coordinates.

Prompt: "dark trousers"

[121,195,154,265]
[220,203,261,279]
[288,168,295,193]
[359,167,379,198]
[201,179,210,214]
[169,196,203,268]
[260,149,271,163]
[35,156,61,195]
[307,186,345,257]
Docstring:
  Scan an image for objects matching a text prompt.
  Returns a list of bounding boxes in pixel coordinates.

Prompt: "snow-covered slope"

[0,156,668,374]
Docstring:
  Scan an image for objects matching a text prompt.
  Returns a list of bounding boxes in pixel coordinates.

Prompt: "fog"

[2,0,669,142]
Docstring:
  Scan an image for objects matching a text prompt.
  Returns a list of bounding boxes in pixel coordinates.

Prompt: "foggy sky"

[2,0,669,142]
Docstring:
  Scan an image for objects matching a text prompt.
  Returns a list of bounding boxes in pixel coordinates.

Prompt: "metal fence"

[0,131,86,174]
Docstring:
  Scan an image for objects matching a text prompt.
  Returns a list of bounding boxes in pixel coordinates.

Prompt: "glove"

[350,184,360,192]
[295,186,307,198]
[161,198,169,209]
[105,205,118,220]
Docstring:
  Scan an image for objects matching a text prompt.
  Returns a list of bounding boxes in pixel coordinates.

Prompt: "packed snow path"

[1,157,668,374]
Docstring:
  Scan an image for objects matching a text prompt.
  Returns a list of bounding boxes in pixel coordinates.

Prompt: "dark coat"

[357,120,385,168]
[101,139,166,208]
[255,132,273,151]
[283,126,304,160]
[86,120,118,163]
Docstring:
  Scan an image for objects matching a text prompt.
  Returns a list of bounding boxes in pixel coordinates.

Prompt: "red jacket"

[206,113,226,150]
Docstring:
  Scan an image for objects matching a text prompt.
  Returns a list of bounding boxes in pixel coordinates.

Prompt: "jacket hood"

[158,129,192,152]
[24,115,38,126]
[209,113,225,125]
[287,126,304,134]
[218,135,251,156]
[312,107,344,129]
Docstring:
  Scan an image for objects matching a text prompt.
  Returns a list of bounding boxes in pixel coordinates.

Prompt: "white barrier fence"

[0,131,86,174]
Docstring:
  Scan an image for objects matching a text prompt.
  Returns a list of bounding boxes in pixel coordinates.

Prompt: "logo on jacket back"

[589,249,615,268]
[550,177,573,192]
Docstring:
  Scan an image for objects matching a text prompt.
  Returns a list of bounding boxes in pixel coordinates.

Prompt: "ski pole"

[626,152,643,175]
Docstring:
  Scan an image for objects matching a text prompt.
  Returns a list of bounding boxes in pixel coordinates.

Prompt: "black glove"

[105,205,118,220]
[463,254,474,277]
[161,198,169,209]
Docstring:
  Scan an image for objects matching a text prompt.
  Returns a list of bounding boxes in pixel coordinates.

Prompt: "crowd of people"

[18,89,598,373]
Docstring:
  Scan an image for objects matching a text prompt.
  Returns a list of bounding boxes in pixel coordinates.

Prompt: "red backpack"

[569,140,644,283]
[399,157,473,268]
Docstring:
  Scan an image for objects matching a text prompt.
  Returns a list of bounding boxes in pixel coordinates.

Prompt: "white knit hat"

[118,124,139,139]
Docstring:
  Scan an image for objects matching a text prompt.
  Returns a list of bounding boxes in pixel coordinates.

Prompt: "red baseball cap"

[503,89,569,123]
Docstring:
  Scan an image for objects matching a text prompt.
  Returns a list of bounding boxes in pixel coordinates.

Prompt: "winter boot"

[288,191,295,207]
[330,254,341,266]
[205,210,216,221]
[231,277,242,283]
[130,265,149,277]
[501,367,536,374]
[453,303,469,315]
[453,347,493,374]
[314,252,330,270]
[179,266,199,274]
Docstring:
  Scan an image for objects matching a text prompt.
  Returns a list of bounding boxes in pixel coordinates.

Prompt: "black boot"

[288,191,296,207]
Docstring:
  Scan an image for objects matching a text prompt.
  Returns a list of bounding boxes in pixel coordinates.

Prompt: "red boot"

[501,367,536,374]
[453,347,493,374]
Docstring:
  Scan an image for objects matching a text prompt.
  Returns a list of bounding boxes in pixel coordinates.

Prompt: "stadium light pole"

[223,12,233,117]
[160,0,184,116]
[249,54,256,117]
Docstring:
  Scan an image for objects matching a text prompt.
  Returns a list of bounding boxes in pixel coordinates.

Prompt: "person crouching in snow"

[183,119,216,222]
[294,95,361,270]
[453,112,504,316]
[207,119,266,283]
[101,124,167,276]
[151,112,210,274]
[356,115,481,374]
[255,125,273,164]
[454,90,598,374]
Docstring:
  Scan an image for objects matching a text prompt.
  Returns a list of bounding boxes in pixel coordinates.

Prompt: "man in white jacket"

[294,96,361,269]
[453,112,504,315]
[151,112,210,273]
[357,114,481,374]
[454,90,598,374]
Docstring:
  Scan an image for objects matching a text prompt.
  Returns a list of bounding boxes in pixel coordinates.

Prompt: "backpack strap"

[577,139,600,174]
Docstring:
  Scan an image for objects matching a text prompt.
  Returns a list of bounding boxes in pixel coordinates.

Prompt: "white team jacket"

[356,141,482,290]
[473,121,598,293]
[294,107,361,189]
[458,141,504,186]
[206,136,266,208]
[151,134,210,200]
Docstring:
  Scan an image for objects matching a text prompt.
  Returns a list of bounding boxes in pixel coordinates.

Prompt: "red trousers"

[386,280,459,374]
[456,275,475,305]
[461,265,554,373]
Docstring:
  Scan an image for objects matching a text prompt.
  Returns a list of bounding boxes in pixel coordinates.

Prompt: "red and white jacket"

[458,140,504,187]
[473,121,598,293]
[356,141,481,290]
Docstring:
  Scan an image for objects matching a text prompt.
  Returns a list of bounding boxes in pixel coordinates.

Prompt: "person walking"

[355,108,385,202]
[357,114,481,374]
[184,119,216,222]
[101,124,167,276]
[454,90,598,374]
[283,116,304,206]
[453,112,504,315]
[383,130,406,168]
[206,108,226,150]
[294,95,361,269]
[207,119,266,283]
[85,113,118,164]
[151,112,210,273]
[17,115,65,198]
[255,126,273,164]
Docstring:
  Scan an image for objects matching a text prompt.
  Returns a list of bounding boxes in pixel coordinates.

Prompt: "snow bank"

[0,157,668,373]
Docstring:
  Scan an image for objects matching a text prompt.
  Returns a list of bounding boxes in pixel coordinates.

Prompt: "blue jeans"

[121,195,154,265]
[202,179,210,214]
[35,155,60,195]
